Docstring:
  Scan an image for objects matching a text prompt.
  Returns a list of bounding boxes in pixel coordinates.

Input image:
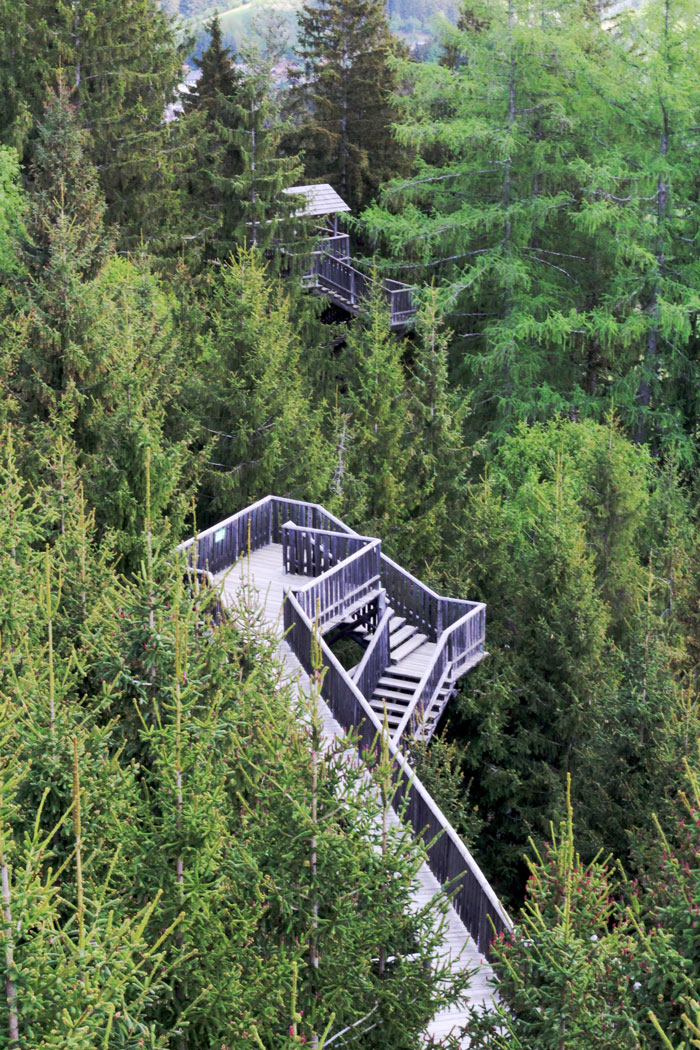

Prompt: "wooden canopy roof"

[283,183,351,217]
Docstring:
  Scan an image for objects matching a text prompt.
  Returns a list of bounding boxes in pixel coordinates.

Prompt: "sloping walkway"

[214,545,496,1045]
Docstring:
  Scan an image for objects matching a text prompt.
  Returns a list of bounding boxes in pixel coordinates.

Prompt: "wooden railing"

[380,553,480,644]
[352,604,393,700]
[281,522,372,578]
[177,496,354,574]
[283,590,511,959]
[179,497,486,680]
[392,603,486,745]
[314,254,416,327]
[178,494,274,575]
[315,229,351,260]
[292,539,383,633]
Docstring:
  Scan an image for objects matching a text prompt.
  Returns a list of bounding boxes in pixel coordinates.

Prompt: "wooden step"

[389,615,406,633]
[389,624,419,649]
[369,707,403,724]
[371,686,418,703]
[376,674,420,691]
[370,699,410,715]
[391,634,428,663]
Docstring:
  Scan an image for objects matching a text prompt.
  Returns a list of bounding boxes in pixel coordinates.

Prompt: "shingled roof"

[283,184,351,217]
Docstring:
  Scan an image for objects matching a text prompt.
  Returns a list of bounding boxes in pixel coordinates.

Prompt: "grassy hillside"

[183,0,457,56]
[187,0,301,53]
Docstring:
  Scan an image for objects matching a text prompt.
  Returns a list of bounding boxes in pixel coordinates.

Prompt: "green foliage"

[332,277,412,532]
[193,247,331,520]
[0,0,187,249]
[183,14,304,264]
[363,0,700,459]
[0,146,25,278]
[0,465,470,1049]
[446,419,697,894]
[288,0,411,210]
[14,85,109,419]
[467,781,643,1049]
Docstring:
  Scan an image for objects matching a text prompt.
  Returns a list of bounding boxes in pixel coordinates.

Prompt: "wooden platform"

[214,544,496,1045]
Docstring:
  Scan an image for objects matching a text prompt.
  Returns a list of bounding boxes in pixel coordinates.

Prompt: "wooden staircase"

[352,615,454,741]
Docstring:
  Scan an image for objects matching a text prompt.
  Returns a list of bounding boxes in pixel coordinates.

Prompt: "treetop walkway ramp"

[179,495,511,1045]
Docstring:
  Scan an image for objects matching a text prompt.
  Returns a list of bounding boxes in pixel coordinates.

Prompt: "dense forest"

[1,0,700,1045]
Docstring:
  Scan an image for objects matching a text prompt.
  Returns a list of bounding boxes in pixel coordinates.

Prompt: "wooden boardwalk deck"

[214,544,496,1045]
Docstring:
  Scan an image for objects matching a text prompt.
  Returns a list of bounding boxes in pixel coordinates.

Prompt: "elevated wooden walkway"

[282,184,416,327]
[179,496,511,1045]
[305,231,417,329]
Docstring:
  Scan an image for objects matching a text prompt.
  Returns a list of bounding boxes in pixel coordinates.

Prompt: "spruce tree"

[0,147,25,279]
[182,14,247,262]
[570,0,700,455]
[16,85,109,419]
[289,0,410,210]
[401,287,468,567]
[185,15,304,262]
[363,0,588,442]
[333,277,412,534]
[193,247,331,521]
[0,0,187,248]
[467,781,643,1049]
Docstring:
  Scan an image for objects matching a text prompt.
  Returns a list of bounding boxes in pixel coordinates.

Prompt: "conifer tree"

[401,288,468,566]
[570,0,700,455]
[0,147,25,279]
[16,85,109,419]
[185,15,304,262]
[193,247,330,521]
[0,0,186,248]
[448,418,698,887]
[230,38,305,254]
[182,14,247,262]
[77,257,193,572]
[363,0,588,442]
[334,277,412,534]
[467,780,643,1049]
[289,0,410,210]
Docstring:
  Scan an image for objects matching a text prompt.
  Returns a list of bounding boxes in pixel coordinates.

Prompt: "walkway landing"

[214,544,496,1045]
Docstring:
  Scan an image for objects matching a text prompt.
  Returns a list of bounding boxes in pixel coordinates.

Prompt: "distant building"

[164,66,201,123]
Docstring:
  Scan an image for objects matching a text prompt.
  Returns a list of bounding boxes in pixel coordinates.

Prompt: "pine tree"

[289,0,410,211]
[400,287,468,566]
[570,0,700,456]
[16,85,109,419]
[446,418,698,889]
[363,0,589,443]
[182,14,246,262]
[78,257,193,572]
[0,147,25,279]
[184,15,304,262]
[230,37,305,255]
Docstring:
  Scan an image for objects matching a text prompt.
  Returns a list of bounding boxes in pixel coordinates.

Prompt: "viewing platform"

[179,496,510,1045]
[284,184,417,329]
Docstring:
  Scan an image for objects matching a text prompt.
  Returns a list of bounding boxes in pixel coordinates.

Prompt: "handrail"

[177,494,272,556]
[282,521,375,578]
[353,604,393,699]
[391,604,485,745]
[293,537,379,597]
[292,538,383,632]
[283,590,511,958]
